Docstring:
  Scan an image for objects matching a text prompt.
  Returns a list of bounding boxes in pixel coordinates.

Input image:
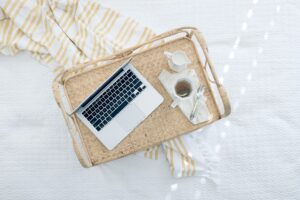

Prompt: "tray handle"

[52,74,92,167]
[191,30,231,118]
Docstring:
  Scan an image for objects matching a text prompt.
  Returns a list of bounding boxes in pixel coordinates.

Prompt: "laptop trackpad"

[116,103,145,132]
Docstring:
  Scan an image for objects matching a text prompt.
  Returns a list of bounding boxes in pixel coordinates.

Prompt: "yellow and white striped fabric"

[0,0,218,179]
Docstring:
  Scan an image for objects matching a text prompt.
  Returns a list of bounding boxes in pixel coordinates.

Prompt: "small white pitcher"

[164,50,191,72]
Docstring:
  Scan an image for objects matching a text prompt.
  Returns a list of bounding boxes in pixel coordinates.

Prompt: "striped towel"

[0,0,219,180]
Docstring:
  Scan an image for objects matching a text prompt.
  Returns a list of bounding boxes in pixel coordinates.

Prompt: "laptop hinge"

[67,58,132,116]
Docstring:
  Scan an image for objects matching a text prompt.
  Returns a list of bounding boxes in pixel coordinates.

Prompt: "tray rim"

[52,27,231,166]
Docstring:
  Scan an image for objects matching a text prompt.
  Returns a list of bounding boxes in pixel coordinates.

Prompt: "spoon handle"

[190,99,200,120]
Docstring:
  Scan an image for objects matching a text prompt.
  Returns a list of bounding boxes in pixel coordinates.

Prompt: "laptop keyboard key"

[110,101,128,118]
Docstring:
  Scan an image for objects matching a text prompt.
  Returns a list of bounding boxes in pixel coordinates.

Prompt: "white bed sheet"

[1,0,300,199]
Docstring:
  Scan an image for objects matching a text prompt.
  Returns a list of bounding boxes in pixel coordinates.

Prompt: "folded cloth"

[0,0,219,181]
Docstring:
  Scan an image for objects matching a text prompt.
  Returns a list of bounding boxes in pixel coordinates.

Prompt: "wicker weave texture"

[63,37,220,165]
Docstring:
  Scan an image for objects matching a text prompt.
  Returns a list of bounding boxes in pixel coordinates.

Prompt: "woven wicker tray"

[52,27,231,167]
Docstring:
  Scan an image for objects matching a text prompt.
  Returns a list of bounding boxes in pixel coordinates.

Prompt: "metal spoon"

[189,86,205,121]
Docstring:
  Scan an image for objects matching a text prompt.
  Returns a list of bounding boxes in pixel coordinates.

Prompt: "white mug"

[164,50,191,72]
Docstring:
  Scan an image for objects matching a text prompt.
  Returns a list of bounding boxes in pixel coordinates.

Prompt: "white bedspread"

[1,0,299,199]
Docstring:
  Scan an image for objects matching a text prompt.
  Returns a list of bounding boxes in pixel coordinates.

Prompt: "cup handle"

[171,100,178,108]
[164,51,172,59]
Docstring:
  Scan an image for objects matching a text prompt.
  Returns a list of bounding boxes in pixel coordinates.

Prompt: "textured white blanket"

[1,0,299,199]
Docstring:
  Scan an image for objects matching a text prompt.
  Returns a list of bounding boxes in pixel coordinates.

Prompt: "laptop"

[72,59,164,150]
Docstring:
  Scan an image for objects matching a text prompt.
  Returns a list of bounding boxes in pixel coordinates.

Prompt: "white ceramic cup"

[170,77,196,108]
[174,79,193,98]
[164,50,191,72]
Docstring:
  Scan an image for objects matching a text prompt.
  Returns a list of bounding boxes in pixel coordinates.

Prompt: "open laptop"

[71,59,164,150]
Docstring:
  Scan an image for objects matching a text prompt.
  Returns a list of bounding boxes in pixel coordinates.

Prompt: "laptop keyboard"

[82,69,146,131]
